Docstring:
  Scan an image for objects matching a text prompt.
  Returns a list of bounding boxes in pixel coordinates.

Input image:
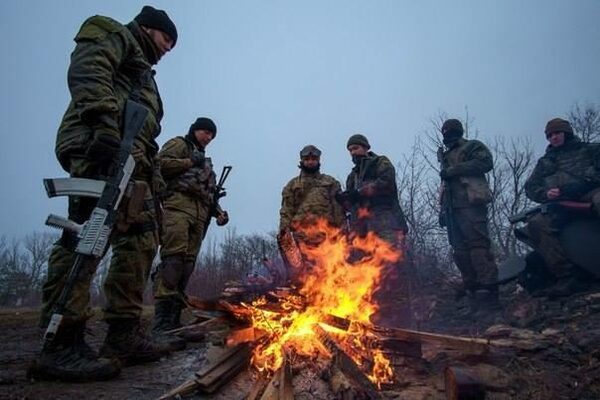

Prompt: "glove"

[216,210,229,226]
[190,149,206,167]
[439,167,455,180]
[86,127,121,163]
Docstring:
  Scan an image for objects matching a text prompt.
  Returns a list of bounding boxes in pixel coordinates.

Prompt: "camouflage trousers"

[154,205,208,300]
[525,213,573,278]
[447,206,498,288]
[40,194,158,327]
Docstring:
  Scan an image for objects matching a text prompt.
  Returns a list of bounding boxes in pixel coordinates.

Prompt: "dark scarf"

[127,20,161,65]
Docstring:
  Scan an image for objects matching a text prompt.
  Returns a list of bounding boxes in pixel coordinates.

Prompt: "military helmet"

[300,145,322,157]
[545,118,573,137]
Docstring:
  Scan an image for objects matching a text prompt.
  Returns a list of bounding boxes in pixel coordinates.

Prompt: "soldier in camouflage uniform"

[339,134,411,327]
[278,145,344,282]
[31,6,178,382]
[523,118,600,296]
[279,145,345,235]
[438,119,499,309]
[151,117,229,341]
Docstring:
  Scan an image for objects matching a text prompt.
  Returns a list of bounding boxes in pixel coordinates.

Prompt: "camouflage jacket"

[346,152,408,233]
[159,136,217,219]
[525,138,600,204]
[279,171,344,231]
[55,17,162,182]
[440,138,493,208]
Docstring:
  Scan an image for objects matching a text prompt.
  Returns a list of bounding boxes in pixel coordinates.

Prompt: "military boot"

[28,323,121,382]
[100,319,171,365]
[470,288,502,319]
[151,298,186,351]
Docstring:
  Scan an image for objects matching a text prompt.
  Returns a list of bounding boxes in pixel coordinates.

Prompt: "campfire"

[246,219,400,386]
[159,219,500,399]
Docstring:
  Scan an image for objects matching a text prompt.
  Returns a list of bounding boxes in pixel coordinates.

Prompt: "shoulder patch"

[75,16,123,42]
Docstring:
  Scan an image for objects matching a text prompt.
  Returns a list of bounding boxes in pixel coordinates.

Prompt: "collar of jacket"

[126,20,161,65]
[545,136,582,154]
[352,151,378,170]
[445,137,467,150]
[184,133,205,151]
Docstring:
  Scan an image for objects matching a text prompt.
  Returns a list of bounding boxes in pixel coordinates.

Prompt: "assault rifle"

[42,99,148,349]
[202,165,232,237]
[508,200,593,224]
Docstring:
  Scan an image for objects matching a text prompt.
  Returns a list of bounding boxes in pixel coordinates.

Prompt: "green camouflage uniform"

[346,151,410,327]
[279,171,344,233]
[345,152,408,243]
[524,137,600,277]
[41,17,163,326]
[440,138,498,289]
[154,135,219,299]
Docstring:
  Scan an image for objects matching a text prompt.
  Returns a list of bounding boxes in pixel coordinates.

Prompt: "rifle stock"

[509,201,593,224]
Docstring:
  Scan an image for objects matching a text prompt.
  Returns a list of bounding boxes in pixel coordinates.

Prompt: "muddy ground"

[1,285,600,400]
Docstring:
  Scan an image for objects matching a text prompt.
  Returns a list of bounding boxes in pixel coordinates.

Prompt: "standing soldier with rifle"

[338,134,410,328]
[278,145,344,280]
[437,119,499,312]
[522,118,600,296]
[151,118,230,344]
[30,6,178,381]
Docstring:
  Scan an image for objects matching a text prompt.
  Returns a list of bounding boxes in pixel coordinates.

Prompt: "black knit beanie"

[188,117,217,137]
[134,6,178,46]
[346,134,370,149]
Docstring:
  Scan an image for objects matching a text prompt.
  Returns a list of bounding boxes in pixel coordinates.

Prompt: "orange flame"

[245,218,401,387]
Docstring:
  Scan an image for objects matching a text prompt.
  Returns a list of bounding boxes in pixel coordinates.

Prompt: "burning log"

[314,324,382,399]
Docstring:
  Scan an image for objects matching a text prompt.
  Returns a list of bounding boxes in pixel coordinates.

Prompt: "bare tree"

[568,102,600,143]
[487,137,535,259]
[0,232,57,306]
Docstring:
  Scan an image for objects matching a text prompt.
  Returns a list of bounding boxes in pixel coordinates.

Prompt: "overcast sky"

[1,0,599,242]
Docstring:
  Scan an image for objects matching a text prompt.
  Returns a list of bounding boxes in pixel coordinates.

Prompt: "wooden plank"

[246,377,269,400]
[196,344,253,393]
[314,324,382,399]
[320,313,351,331]
[164,316,227,335]
[196,343,248,378]
[278,352,294,400]
[363,323,491,353]
[157,378,200,400]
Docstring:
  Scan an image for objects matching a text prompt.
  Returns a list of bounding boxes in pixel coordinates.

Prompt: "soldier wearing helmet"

[279,145,344,234]
[523,117,600,296]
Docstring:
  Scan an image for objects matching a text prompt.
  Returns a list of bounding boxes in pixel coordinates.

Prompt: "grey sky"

[1,1,599,241]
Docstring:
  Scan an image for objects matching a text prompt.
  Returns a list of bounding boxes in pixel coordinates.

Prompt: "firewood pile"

[157,283,526,400]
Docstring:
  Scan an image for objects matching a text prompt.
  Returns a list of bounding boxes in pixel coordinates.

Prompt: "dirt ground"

[1,286,600,400]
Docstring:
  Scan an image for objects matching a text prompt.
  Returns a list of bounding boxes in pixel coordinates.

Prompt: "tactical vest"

[168,157,216,204]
